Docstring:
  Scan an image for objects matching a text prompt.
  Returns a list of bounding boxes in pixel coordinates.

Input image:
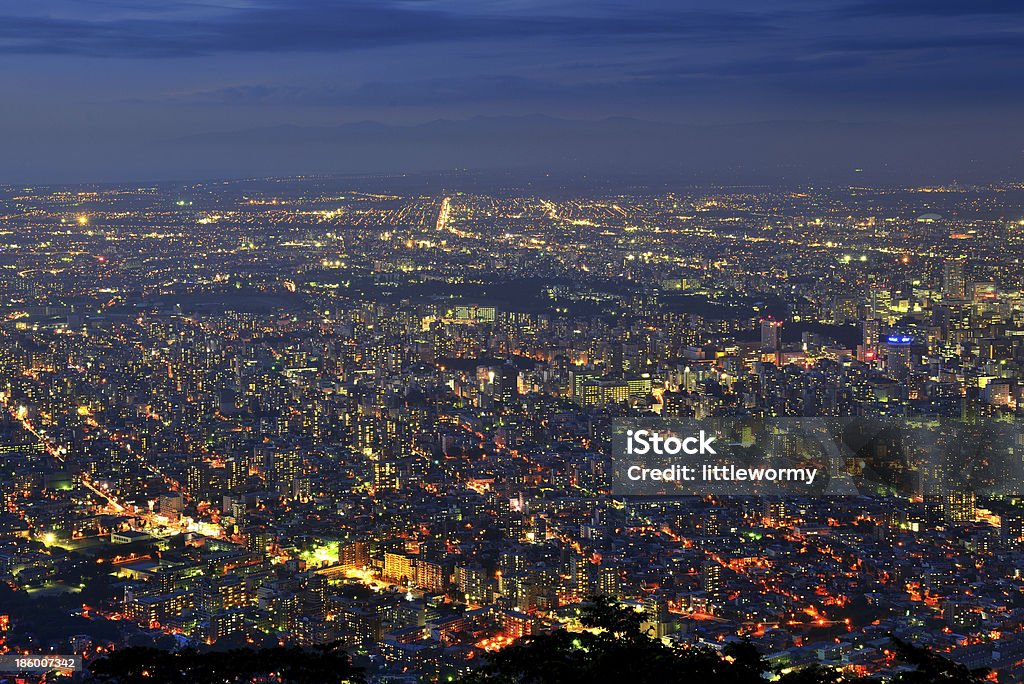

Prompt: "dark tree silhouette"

[462,596,873,684]
[88,641,365,684]
[460,596,1003,684]
[889,636,989,684]
[83,599,989,684]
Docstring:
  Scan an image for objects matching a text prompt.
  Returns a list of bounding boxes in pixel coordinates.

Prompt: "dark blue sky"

[2,0,1022,183]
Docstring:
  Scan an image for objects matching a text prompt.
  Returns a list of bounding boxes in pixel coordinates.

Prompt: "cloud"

[822,31,1024,54]
[0,1,774,58]
[841,0,1024,17]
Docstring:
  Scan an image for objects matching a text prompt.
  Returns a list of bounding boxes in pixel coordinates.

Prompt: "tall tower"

[862,319,880,348]
[860,319,881,363]
[942,258,966,299]
[885,334,914,380]
[760,317,783,353]
[702,559,723,599]
[272,447,300,497]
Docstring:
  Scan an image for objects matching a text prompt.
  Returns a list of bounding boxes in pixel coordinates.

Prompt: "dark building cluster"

[1,178,1024,680]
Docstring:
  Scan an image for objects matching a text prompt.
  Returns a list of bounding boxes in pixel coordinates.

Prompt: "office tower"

[886,334,914,380]
[862,319,880,349]
[942,258,966,299]
[858,318,881,363]
[272,447,300,497]
[761,317,783,352]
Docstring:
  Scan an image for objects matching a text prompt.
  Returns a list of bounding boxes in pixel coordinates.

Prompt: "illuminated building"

[942,258,966,299]
[761,317,782,353]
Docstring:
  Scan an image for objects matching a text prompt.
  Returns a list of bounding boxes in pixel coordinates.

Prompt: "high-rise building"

[272,447,300,497]
[1003,510,1024,548]
[579,379,629,406]
[832,295,860,324]
[942,258,966,299]
[862,319,881,349]
[761,317,783,352]
[943,492,976,523]
[859,318,881,363]
[416,560,445,593]
[597,564,621,599]
[704,508,722,536]
[885,334,914,380]
[384,552,416,585]
[702,559,722,599]
[569,368,600,403]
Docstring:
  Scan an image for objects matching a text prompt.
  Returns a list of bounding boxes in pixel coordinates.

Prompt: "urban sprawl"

[1,178,1024,680]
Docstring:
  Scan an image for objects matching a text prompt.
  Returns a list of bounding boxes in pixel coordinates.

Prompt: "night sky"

[2,1,1022,183]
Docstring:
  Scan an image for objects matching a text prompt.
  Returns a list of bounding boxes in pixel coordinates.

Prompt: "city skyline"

[2,179,1024,680]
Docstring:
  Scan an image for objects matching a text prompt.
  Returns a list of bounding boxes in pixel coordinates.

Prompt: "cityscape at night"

[2,0,1024,682]
[1,179,1023,681]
